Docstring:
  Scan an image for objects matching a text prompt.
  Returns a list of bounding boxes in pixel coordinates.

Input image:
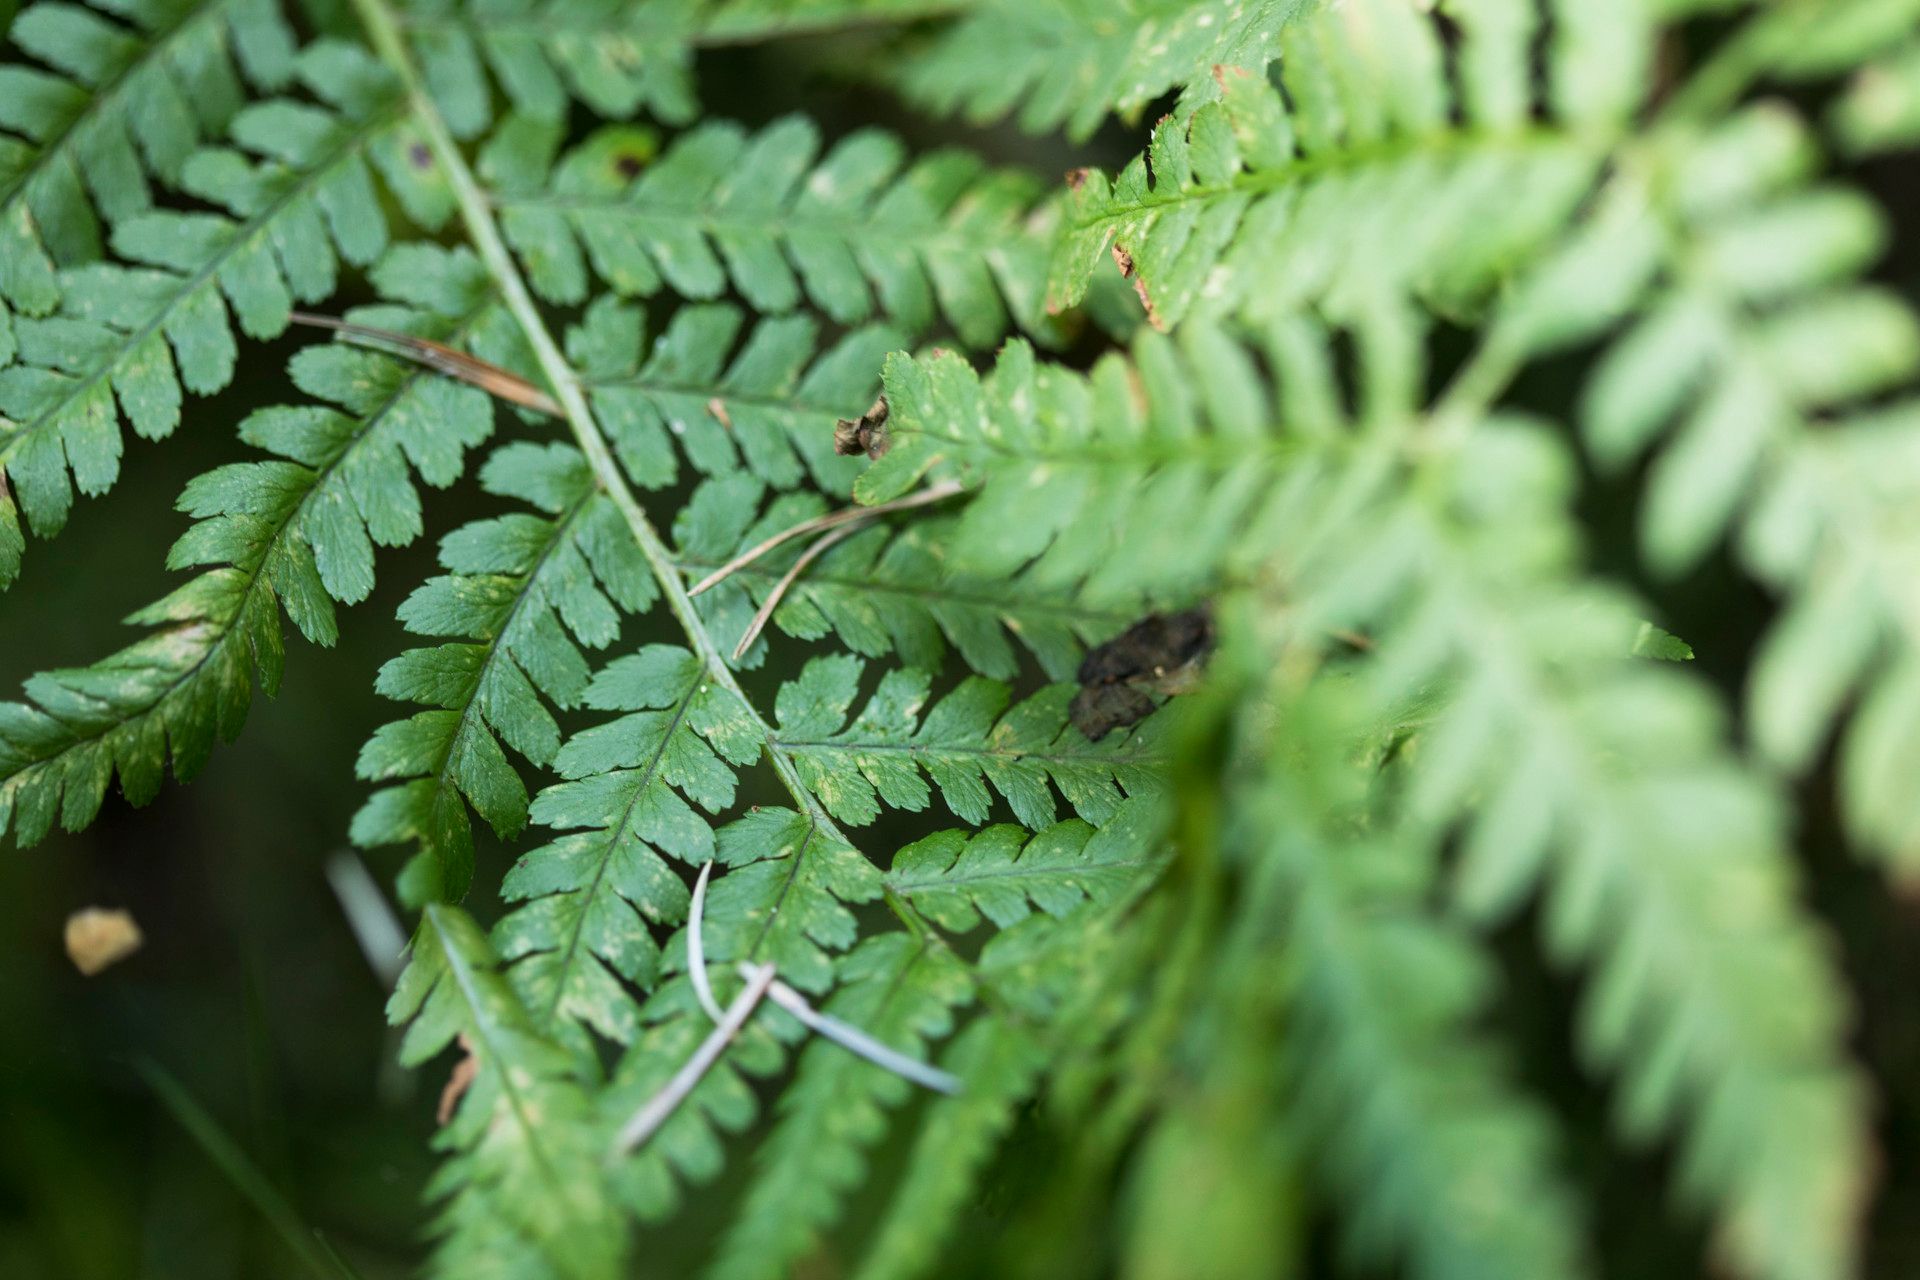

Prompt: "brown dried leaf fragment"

[437,1033,479,1125]
[289,313,563,418]
[1070,606,1215,740]
[834,396,891,459]
[65,907,144,975]
[1108,242,1160,326]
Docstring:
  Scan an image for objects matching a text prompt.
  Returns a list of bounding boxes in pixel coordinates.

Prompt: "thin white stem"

[745,963,962,1096]
[687,860,725,1025]
[732,520,869,661]
[611,962,778,1157]
[689,481,966,598]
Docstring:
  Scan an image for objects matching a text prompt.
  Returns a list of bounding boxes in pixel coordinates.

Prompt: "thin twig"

[746,963,963,1096]
[611,962,778,1157]
[687,861,725,1024]
[289,312,563,417]
[731,520,869,661]
[688,480,966,598]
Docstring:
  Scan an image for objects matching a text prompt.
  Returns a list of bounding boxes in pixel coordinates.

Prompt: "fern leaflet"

[0,38,443,587]
[0,245,499,846]
[773,658,1161,831]
[487,114,1060,348]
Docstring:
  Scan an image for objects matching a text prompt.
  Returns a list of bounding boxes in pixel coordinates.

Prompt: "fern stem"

[343,0,881,869]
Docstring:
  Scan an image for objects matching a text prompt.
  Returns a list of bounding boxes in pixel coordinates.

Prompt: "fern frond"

[486,114,1059,347]
[884,797,1163,930]
[565,296,900,495]
[1564,72,1920,880]
[1045,0,1658,331]
[0,244,499,848]
[848,1014,1045,1280]
[858,304,1868,1280]
[772,658,1162,831]
[892,0,1310,141]
[0,0,296,334]
[488,642,761,1043]
[674,478,1128,679]
[397,0,963,138]
[351,440,658,905]
[706,931,971,1280]
[1245,674,1589,1280]
[389,902,627,1279]
[0,38,437,587]
[856,324,1288,604]
[594,807,883,1220]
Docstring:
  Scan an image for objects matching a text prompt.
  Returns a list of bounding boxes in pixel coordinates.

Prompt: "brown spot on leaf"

[437,1033,479,1125]
[708,396,733,431]
[1070,606,1215,740]
[1111,242,1161,328]
[65,907,143,976]
[834,396,890,459]
[407,142,432,171]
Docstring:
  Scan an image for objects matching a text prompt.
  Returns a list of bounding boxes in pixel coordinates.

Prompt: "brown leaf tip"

[834,396,891,459]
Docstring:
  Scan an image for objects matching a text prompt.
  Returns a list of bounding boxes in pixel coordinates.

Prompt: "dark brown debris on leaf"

[1070,606,1215,740]
[834,396,891,459]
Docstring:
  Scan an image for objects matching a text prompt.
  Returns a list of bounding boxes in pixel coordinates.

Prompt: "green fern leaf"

[884,798,1164,930]
[399,0,965,138]
[0,0,297,331]
[706,932,971,1280]
[1254,676,1589,1280]
[675,478,1129,679]
[351,439,658,906]
[848,1014,1046,1280]
[0,38,442,587]
[487,114,1059,347]
[595,808,883,1221]
[773,659,1163,831]
[857,324,1295,604]
[489,641,760,1041]
[1044,0,1662,330]
[1558,77,1920,880]
[565,295,901,495]
[857,302,1868,1280]
[0,244,500,847]
[389,902,628,1279]
[892,0,1311,141]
